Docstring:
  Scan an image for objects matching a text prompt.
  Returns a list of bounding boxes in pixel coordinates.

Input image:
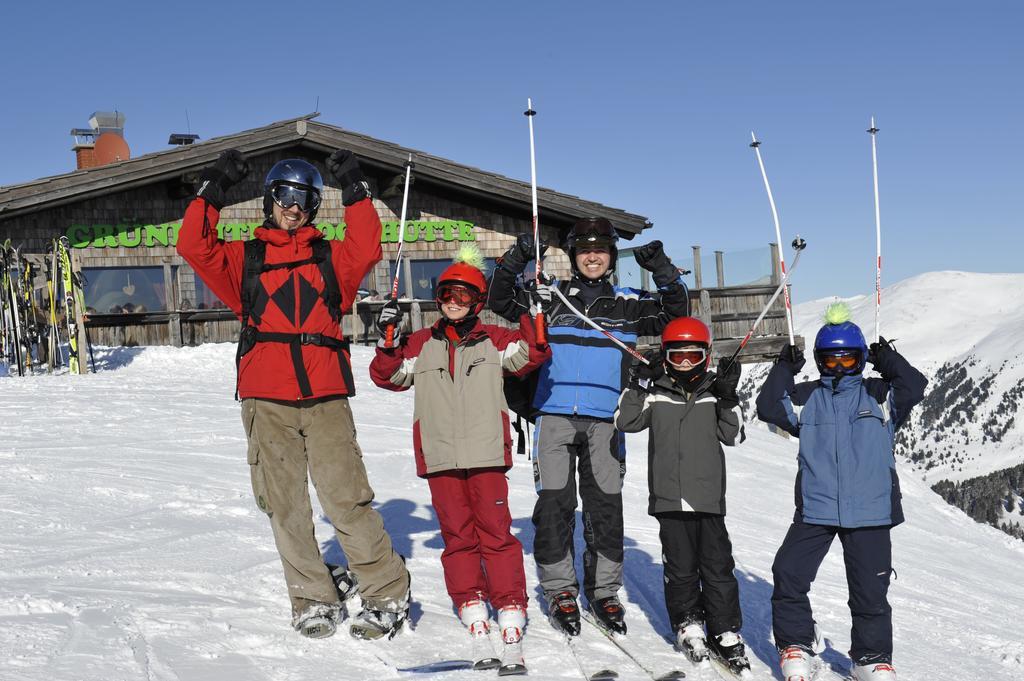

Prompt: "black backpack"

[234,237,353,399]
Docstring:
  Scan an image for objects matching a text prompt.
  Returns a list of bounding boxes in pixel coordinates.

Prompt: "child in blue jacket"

[756,303,927,681]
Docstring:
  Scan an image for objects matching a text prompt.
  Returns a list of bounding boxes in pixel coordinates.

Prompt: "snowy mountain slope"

[743,271,1024,485]
[2,343,1023,680]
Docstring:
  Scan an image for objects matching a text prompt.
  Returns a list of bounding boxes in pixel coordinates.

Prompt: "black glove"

[196,149,250,210]
[498,234,549,275]
[630,349,665,386]
[529,282,555,314]
[632,240,679,288]
[376,301,403,338]
[327,149,371,206]
[710,358,741,408]
[868,336,898,377]
[777,343,805,374]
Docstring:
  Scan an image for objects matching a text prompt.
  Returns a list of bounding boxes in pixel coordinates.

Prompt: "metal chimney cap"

[89,111,126,130]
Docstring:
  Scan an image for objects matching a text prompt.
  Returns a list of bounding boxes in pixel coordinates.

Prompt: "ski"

[581,610,686,681]
[395,659,476,673]
[566,633,619,681]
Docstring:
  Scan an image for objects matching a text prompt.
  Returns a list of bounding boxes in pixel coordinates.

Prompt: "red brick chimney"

[71,111,128,170]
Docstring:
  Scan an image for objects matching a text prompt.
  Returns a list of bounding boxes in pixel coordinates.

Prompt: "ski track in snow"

[2,341,1023,680]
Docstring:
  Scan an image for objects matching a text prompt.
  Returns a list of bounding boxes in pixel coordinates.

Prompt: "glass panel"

[82,267,169,313]
[192,276,229,310]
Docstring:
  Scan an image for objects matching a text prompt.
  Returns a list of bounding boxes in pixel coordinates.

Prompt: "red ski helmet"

[436,250,488,316]
[661,317,713,386]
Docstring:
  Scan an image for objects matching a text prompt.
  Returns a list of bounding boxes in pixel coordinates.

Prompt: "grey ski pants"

[242,397,410,616]
[531,414,625,603]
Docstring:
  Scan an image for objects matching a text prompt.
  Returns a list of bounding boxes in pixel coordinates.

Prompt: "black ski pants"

[772,521,893,665]
[656,511,742,636]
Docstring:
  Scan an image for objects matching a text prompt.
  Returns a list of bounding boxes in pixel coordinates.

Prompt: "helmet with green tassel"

[813,301,868,375]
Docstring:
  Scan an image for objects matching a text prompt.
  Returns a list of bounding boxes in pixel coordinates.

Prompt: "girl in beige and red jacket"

[369,245,549,673]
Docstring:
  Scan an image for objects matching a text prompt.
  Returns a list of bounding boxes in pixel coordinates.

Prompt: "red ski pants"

[426,467,527,610]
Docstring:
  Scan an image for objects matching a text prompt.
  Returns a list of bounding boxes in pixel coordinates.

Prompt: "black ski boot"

[675,621,710,664]
[589,596,627,635]
[707,631,751,676]
[547,591,581,636]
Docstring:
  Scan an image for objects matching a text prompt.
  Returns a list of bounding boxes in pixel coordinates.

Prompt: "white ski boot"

[496,604,528,676]
[851,662,897,680]
[675,622,710,664]
[292,602,341,639]
[779,645,816,681]
[459,599,500,670]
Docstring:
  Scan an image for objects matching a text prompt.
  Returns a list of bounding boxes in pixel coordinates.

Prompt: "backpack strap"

[234,237,354,400]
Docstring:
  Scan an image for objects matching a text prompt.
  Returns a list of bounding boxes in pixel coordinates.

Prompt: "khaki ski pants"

[241,397,410,615]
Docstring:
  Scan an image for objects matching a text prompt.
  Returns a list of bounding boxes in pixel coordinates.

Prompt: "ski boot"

[675,622,710,664]
[350,586,410,641]
[588,596,627,635]
[497,604,528,676]
[327,563,359,604]
[547,591,581,636]
[459,599,500,670]
[779,645,816,681]
[707,631,751,676]
[851,662,897,680]
[292,602,341,639]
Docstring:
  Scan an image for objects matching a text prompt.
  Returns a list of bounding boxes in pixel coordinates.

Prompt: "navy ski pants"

[772,521,893,665]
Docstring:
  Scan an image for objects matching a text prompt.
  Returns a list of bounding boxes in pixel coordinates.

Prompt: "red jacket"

[177,198,382,401]
[369,315,549,477]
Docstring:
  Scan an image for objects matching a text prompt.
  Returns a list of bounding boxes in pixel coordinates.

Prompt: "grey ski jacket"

[615,373,744,516]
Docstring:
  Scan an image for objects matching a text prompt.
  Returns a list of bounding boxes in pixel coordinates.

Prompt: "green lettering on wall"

[66,225,91,248]
[92,225,117,248]
[69,220,474,247]
[118,225,142,247]
[143,224,170,247]
[381,221,399,243]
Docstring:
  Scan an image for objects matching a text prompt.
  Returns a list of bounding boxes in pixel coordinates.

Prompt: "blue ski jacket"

[490,274,689,420]
[756,348,927,528]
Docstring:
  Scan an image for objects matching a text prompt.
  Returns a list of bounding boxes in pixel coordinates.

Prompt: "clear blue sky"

[2,1,1020,302]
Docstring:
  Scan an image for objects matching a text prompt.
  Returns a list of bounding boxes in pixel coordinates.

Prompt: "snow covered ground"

[2,342,1023,680]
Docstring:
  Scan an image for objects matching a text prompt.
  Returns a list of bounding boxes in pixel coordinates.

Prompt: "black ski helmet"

[567,217,619,275]
[263,159,324,223]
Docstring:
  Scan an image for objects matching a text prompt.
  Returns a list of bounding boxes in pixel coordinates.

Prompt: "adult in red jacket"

[177,149,410,641]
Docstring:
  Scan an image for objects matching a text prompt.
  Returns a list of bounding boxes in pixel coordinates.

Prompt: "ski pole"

[868,117,882,343]
[383,154,414,348]
[525,98,547,347]
[720,237,807,374]
[750,132,796,345]
[548,284,649,365]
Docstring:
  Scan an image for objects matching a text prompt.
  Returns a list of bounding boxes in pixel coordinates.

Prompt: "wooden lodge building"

[0,113,796,363]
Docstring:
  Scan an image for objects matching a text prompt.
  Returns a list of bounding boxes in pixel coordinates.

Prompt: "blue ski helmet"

[813,321,868,375]
[263,159,324,223]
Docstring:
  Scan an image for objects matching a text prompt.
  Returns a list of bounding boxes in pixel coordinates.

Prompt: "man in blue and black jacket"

[756,308,927,681]
[489,217,689,636]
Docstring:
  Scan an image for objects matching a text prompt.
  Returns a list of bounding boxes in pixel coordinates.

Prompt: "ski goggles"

[819,351,860,370]
[435,283,481,307]
[270,183,321,213]
[665,347,707,368]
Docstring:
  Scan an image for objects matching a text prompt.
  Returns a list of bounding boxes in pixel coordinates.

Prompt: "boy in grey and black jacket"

[614,317,750,674]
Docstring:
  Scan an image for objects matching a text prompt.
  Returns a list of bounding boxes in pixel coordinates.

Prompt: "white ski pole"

[868,117,882,343]
[750,132,796,346]
[383,154,414,348]
[525,98,547,346]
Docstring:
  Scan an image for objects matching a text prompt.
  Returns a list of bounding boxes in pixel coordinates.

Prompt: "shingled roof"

[0,114,651,236]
